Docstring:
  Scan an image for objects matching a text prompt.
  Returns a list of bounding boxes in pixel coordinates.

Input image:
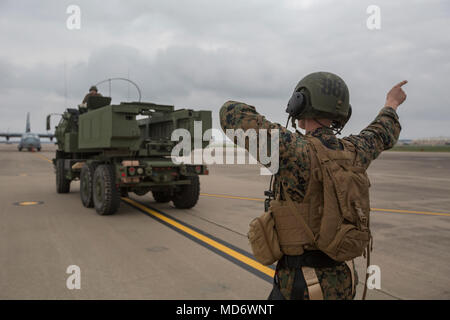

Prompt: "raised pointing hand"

[385,80,408,110]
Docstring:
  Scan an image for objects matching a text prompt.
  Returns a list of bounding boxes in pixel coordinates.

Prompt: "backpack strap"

[279,181,323,300]
[345,260,356,297]
[301,266,324,300]
[361,236,373,300]
[309,137,351,224]
[307,136,330,165]
[281,184,316,245]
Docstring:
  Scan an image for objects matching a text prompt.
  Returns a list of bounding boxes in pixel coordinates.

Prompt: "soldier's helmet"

[292,72,351,130]
[89,85,98,92]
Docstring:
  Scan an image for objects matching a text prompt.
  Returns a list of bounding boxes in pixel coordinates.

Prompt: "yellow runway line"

[370,208,450,217]
[200,193,450,217]
[35,154,53,163]
[201,193,264,202]
[122,197,275,278]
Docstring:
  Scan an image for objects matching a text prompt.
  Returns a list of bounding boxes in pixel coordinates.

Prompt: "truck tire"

[56,159,70,193]
[93,164,120,215]
[80,163,96,208]
[152,191,172,203]
[172,176,200,209]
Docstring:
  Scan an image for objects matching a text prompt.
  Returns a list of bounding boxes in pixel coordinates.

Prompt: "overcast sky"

[0,0,449,139]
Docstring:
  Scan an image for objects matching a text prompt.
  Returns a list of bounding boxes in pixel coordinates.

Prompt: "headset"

[284,90,308,130]
[285,90,307,120]
[285,89,351,134]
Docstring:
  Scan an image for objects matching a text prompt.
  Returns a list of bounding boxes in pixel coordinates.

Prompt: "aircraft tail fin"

[26,112,30,133]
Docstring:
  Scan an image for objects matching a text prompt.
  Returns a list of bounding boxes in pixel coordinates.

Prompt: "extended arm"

[219,100,301,160]
[344,81,407,166]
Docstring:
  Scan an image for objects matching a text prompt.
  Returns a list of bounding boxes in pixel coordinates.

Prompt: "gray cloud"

[0,0,449,138]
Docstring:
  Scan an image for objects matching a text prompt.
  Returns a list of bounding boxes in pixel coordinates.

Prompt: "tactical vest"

[271,136,371,261]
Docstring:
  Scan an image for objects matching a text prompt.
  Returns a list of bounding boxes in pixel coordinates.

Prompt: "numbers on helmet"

[333,80,342,97]
[320,78,346,100]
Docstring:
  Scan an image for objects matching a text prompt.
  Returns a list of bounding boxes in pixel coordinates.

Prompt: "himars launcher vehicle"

[47,95,212,215]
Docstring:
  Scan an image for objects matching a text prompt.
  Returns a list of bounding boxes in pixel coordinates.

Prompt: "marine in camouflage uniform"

[219,74,406,300]
[82,85,103,104]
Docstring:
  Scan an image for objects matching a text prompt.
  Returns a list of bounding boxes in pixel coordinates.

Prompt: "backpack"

[248,136,372,263]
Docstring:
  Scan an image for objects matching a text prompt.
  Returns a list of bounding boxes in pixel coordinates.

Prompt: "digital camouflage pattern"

[219,100,401,299]
[277,262,358,300]
[220,101,401,202]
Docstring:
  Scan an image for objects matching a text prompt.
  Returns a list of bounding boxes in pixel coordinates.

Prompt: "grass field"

[390,145,450,152]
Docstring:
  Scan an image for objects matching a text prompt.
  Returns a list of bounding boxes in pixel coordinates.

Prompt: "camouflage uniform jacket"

[219,100,401,299]
[220,101,401,202]
[82,92,103,104]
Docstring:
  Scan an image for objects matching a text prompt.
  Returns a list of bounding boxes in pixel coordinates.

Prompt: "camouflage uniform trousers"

[276,262,358,300]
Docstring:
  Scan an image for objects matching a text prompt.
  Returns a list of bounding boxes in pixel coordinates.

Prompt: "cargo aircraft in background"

[0,112,54,151]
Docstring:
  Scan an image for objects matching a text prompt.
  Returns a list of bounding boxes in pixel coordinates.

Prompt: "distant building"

[412,137,450,146]
[397,139,413,145]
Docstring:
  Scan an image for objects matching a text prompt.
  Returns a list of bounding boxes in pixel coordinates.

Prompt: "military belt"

[278,250,343,269]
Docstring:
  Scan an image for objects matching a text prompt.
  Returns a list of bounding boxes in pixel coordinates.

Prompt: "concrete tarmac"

[0,144,449,299]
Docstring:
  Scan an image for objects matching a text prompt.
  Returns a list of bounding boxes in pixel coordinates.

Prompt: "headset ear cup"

[286,92,306,119]
[344,104,352,125]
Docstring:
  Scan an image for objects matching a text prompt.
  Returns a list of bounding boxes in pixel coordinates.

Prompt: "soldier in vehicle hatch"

[220,72,407,300]
[82,85,103,105]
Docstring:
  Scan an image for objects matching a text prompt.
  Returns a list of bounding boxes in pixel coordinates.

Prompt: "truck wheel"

[56,159,70,193]
[93,165,120,215]
[152,191,172,203]
[172,176,200,209]
[18,147,22,151]
[80,163,96,208]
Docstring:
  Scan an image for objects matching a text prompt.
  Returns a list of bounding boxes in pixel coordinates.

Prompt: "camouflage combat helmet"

[89,85,98,92]
[290,72,351,130]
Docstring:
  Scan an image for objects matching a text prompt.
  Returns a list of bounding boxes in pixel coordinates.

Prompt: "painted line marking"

[14,201,44,206]
[200,193,450,217]
[370,208,450,217]
[122,197,275,281]
[35,154,53,164]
